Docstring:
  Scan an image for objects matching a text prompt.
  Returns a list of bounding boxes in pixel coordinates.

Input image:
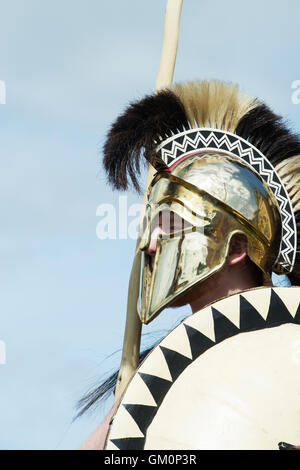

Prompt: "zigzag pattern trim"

[156,128,297,273]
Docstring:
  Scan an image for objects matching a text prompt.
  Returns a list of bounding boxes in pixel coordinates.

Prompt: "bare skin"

[79,225,263,449]
[77,401,119,450]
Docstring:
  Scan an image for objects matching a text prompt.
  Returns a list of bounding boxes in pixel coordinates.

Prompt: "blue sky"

[0,0,299,449]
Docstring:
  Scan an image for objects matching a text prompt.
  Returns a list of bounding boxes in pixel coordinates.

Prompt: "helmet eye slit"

[155,210,192,237]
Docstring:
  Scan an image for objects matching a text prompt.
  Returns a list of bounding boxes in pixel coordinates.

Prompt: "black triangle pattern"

[219,141,230,151]
[166,155,174,165]
[208,140,218,148]
[183,324,215,360]
[164,141,173,151]
[260,156,272,170]
[188,132,197,140]
[214,131,225,140]
[110,438,145,450]
[281,239,288,252]
[186,143,195,153]
[279,184,287,199]
[227,134,237,144]
[176,135,184,145]
[159,346,192,382]
[231,146,240,156]
[138,372,172,407]
[123,404,157,436]
[242,154,251,165]
[290,232,295,248]
[212,307,240,343]
[239,295,266,331]
[294,302,300,324]
[266,289,294,326]
[200,130,211,139]
[109,288,300,450]
[241,140,250,150]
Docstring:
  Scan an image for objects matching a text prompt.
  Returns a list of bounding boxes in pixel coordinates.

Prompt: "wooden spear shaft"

[114,0,183,403]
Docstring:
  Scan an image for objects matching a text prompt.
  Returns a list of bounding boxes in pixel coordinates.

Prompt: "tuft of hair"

[103,90,189,192]
[275,155,300,213]
[235,104,300,167]
[275,155,300,286]
[75,345,155,418]
[170,80,258,132]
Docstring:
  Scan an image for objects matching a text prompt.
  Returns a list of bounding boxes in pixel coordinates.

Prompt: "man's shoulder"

[78,403,117,450]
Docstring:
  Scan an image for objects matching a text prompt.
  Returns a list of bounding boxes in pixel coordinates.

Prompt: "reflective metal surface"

[138,153,282,324]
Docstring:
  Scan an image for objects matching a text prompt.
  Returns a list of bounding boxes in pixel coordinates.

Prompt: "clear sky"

[0,0,299,449]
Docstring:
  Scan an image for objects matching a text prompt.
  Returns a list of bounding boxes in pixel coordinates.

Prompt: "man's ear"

[227,234,248,266]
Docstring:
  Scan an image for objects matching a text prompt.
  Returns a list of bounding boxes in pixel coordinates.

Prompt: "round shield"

[105,286,300,450]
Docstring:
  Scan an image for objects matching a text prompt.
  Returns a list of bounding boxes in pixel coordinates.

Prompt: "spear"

[114,0,183,403]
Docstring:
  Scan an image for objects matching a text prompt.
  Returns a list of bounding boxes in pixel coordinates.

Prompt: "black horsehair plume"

[103,90,189,192]
[75,344,156,418]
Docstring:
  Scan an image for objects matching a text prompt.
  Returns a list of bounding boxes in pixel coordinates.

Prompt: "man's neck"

[189,262,262,314]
